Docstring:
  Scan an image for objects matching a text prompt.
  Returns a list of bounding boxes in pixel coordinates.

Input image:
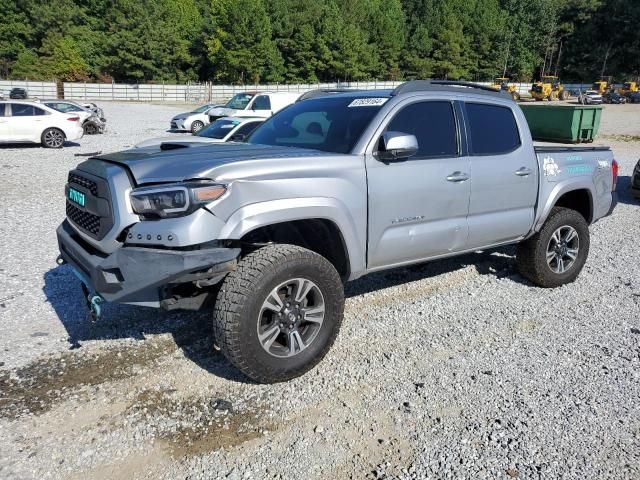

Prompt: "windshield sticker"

[220,124,235,129]
[348,98,388,108]
[543,156,561,177]
[567,164,594,175]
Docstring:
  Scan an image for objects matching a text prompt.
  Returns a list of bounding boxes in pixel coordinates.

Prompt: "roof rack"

[391,80,512,99]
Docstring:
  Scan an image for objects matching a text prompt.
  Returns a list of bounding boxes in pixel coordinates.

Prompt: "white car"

[208,92,300,122]
[136,117,264,148]
[170,103,221,133]
[0,101,84,148]
[578,90,603,105]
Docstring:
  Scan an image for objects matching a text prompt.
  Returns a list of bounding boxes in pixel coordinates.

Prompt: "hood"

[172,112,190,120]
[92,143,332,185]
[134,136,221,148]
[208,107,237,117]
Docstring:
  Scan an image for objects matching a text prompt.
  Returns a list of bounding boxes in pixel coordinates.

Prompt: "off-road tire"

[549,91,559,101]
[213,244,345,383]
[41,128,65,148]
[559,90,569,101]
[516,207,590,288]
[191,120,204,133]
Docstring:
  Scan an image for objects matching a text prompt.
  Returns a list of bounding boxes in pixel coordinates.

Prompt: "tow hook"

[81,283,104,322]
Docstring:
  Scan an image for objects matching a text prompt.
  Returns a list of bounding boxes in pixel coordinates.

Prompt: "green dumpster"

[519,104,603,143]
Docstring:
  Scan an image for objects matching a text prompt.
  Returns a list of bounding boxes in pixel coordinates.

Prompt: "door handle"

[515,167,533,176]
[446,172,470,182]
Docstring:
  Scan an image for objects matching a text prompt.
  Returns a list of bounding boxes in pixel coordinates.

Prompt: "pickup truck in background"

[57,81,618,383]
[207,91,300,123]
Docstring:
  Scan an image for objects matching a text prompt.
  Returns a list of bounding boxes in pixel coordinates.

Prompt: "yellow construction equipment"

[592,77,613,94]
[619,81,639,97]
[529,76,568,101]
[490,77,521,100]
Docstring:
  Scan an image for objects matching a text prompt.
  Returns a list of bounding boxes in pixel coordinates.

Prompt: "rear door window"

[465,103,521,155]
[384,101,458,158]
[11,104,43,116]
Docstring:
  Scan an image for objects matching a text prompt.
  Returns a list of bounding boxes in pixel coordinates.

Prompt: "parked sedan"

[170,103,221,133]
[9,87,28,99]
[43,100,106,134]
[136,117,264,148]
[632,159,640,199]
[0,101,84,148]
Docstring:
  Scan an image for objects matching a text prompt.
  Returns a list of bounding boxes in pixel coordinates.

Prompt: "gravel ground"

[0,102,638,480]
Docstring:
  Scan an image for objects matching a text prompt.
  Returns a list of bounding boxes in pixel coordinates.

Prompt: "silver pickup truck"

[57,81,618,383]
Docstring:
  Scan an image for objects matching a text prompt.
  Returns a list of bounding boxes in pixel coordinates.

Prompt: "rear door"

[9,103,48,141]
[463,102,538,247]
[366,99,471,269]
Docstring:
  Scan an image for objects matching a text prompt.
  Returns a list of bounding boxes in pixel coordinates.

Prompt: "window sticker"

[348,98,388,107]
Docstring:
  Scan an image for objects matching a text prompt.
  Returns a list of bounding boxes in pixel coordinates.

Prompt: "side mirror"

[230,133,246,142]
[376,131,418,162]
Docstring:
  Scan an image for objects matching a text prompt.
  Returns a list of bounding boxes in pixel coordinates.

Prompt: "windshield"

[225,93,254,110]
[247,96,385,154]
[196,119,240,139]
[192,104,214,113]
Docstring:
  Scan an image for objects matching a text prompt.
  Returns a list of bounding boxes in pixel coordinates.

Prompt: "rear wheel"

[516,207,590,288]
[559,90,569,101]
[213,244,344,383]
[191,120,204,133]
[549,91,559,101]
[41,128,65,148]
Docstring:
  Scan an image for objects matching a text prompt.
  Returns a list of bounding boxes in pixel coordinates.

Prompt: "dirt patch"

[601,134,640,143]
[0,337,177,419]
[127,388,269,458]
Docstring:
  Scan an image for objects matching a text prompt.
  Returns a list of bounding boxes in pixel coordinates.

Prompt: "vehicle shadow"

[43,247,523,383]
[616,176,638,206]
[42,264,251,383]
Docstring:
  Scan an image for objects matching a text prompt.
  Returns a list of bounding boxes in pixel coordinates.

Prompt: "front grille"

[66,169,114,240]
[69,172,98,196]
[170,121,178,129]
[66,203,100,235]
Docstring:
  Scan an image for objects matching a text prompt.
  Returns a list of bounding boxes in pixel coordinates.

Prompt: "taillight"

[611,159,619,191]
[66,116,80,122]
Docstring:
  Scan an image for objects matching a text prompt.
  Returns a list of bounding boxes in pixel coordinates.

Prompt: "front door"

[366,100,471,270]
[0,104,11,140]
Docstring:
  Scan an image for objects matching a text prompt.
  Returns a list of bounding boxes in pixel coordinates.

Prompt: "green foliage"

[0,0,637,83]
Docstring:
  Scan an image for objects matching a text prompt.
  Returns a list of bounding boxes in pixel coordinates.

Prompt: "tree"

[207,0,284,84]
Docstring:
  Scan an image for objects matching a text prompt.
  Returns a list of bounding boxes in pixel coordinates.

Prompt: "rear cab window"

[465,103,521,155]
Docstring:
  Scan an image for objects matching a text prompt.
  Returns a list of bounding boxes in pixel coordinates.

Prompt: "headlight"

[130,182,227,218]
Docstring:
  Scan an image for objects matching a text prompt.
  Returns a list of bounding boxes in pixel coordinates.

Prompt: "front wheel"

[190,120,204,133]
[516,207,590,288]
[213,244,345,383]
[41,128,65,148]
